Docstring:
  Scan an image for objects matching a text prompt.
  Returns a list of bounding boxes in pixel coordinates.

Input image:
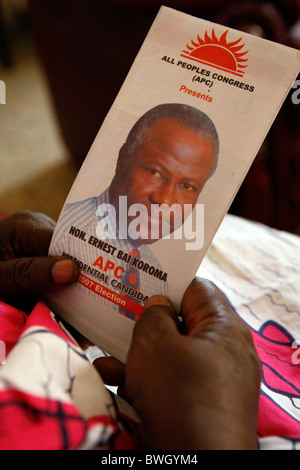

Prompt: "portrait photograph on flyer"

[46,6,300,362]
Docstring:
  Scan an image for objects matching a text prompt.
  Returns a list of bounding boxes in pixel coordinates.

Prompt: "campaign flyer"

[46,6,300,362]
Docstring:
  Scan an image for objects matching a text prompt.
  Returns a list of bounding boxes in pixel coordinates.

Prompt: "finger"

[144,295,174,310]
[127,296,180,362]
[126,296,180,363]
[180,277,236,336]
[124,297,180,408]
[126,296,179,379]
[0,256,79,302]
[181,278,257,362]
[93,356,125,386]
[134,295,180,338]
[0,211,56,260]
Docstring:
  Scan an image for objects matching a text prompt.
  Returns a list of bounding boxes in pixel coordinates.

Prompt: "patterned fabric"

[0,300,137,450]
[198,214,300,450]
[0,214,300,449]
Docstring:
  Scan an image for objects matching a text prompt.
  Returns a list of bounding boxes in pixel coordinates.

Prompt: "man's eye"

[180,183,195,191]
[147,169,161,179]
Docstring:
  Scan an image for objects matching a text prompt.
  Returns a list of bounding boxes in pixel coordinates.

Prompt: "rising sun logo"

[181,29,248,77]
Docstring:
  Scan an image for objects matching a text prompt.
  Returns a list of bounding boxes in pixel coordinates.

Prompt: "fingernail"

[144,295,173,309]
[52,260,76,284]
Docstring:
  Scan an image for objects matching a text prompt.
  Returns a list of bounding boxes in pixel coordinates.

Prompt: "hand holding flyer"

[46,6,300,362]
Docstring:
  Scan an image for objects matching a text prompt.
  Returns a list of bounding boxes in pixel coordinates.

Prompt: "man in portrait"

[50,103,219,319]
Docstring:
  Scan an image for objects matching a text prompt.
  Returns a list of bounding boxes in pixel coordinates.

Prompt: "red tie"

[119,249,141,320]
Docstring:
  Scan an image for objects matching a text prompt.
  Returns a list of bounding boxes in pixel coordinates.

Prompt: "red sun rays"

[181,29,249,77]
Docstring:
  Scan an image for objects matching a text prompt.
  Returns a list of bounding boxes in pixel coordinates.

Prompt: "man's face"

[111,117,216,245]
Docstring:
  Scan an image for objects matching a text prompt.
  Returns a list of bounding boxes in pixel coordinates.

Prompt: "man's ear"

[116,143,128,171]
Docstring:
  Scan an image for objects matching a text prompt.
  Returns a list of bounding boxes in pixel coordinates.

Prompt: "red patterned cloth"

[198,214,300,450]
[0,300,137,450]
[252,321,300,442]
[1,288,300,449]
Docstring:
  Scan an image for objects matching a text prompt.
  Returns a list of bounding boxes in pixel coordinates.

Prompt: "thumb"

[121,296,179,404]
[180,277,234,336]
[0,256,79,302]
[133,295,180,342]
[126,295,180,374]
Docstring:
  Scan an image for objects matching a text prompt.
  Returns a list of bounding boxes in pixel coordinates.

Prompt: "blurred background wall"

[0,0,299,230]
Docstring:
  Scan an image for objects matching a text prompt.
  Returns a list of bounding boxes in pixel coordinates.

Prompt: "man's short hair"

[124,103,219,174]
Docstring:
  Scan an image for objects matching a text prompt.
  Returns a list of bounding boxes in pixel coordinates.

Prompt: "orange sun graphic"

[181,29,248,77]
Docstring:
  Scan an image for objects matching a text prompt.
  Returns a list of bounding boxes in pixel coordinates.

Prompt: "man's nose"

[151,182,177,206]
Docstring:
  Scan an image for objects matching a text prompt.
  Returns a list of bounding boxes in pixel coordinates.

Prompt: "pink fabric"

[1,298,300,449]
[251,321,300,439]
[0,300,137,450]
[0,302,27,355]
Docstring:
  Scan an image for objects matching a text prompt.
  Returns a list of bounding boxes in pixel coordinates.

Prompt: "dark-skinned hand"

[0,211,260,449]
[0,211,79,312]
[94,277,261,450]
